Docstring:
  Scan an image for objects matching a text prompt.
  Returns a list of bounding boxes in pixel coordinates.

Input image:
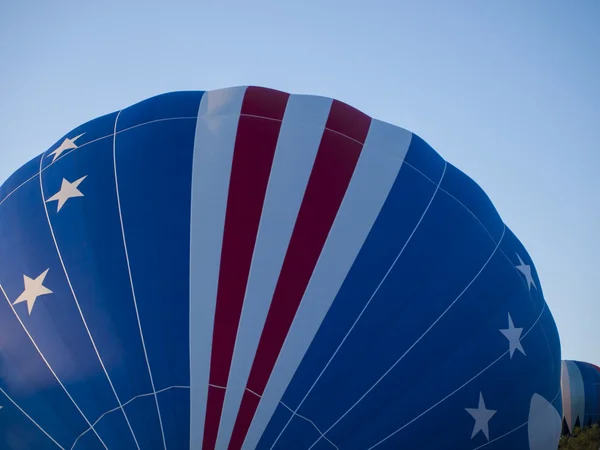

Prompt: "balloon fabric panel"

[0,87,562,450]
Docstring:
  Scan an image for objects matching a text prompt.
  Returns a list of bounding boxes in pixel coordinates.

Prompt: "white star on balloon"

[46,176,87,212]
[500,312,526,358]
[516,253,536,290]
[466,392,497,441]
[13,269,53,314]
[47,133,84,162]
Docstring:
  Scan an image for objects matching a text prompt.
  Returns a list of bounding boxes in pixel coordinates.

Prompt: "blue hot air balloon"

[561,360,600,434]
[0,86,562,449]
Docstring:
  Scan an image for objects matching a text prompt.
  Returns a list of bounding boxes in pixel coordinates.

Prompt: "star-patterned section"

[0,95,203,449]
[516,253,537,291]
[500,312,526,359]
[46,176,87,212]
[466,392,497,440]
[47,134,85,163]
[12,269,53,315]
[451,252,541,444]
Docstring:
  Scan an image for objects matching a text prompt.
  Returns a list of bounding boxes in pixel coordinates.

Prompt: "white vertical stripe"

[560,361,571,431]
[565,361,585,432]
[189,86,247,449]
[242,119,413,450]
[214,95,333,450]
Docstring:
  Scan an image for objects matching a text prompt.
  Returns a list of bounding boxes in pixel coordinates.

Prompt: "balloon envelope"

[0,86,561,449]
[561,360,600,434]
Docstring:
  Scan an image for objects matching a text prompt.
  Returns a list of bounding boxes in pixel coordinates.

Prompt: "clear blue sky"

[1,0,598,365]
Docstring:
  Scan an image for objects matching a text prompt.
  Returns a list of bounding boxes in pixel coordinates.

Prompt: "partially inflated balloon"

[0,87,561,449]
[561,360,600,434]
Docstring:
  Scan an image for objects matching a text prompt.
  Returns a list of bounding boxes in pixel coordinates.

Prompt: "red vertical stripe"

[227,101,372,450]
[202,87,290,450]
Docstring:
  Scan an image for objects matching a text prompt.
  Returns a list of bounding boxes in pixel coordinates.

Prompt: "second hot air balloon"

[561,360,600,434]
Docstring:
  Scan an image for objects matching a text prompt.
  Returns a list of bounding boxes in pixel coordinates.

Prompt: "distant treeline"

[558,424,600,449]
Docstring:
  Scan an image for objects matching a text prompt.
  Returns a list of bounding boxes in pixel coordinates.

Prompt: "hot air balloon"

[561,360,600,435]
[0,86,562,449]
